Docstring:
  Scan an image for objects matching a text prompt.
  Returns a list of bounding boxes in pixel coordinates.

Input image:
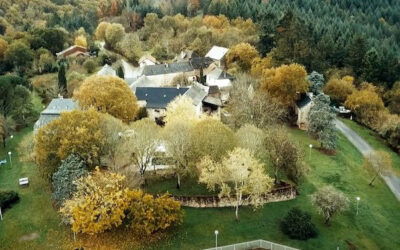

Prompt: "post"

[309,144,313,161]
[8,152,12,168]
[73,231,76,242]
[0,207,2,221]
[356,197,360,215]
[215,230,218,250]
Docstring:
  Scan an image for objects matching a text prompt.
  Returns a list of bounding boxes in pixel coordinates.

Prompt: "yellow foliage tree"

[74,75,138,123]
[198,148,273,221]
[95,21,110,40]
[345,85,385,127]
[126,190,183,235]
[203,15,229,29]
[0,38,8,58]
[260,63,309,107]
[60,168,131,235]
[324,76,356,104]
[250,56,273,78]
[34,109,105,177]
[226,42,259,72]
[74,35,87,48]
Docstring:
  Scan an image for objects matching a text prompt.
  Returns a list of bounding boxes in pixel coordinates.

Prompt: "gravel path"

[335,119,400,201]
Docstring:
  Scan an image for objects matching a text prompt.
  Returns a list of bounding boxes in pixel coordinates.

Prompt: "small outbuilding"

[295,93,314,130]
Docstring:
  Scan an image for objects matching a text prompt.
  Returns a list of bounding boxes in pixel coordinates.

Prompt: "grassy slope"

[0,126,399,249]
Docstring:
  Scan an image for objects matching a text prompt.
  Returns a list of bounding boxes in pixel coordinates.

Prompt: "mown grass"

[1,125,400,249]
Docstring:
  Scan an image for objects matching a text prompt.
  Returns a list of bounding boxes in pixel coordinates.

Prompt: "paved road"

[335,119,400,201]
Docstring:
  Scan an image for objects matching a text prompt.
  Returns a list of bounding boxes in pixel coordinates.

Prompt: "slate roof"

[129,75,159,92]
[142,57,213,76]
[184,82,209,106]
[205,46,229,61]
[296,93,312,109]
[97,64,116,76]
[207,68,234,80]
[135,87,189,109]
[34,98,78,131]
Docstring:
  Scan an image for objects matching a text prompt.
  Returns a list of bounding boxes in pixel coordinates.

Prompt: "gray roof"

[207,68,234,80]
[296,94,312,109]
[205,46,228,61]
[135,87,189,109]
[34,98,78,131]
[129,75,158,92]
[97,64,116,76]
[184,82,209,106]
[203,96,222,107]
[142,57,213,76]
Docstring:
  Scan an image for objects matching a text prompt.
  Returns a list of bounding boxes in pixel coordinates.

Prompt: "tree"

[4,41,34,71]
[260,63,309,107]
[361,47,381,84]
[280,208,317,240]
[8,85,38,127]
[264,127,305,183]
[34,109,106,177]
[74,35,87,48]
[117,65,124,79]
[0,115,16,148]
[388,82,400,115]
[126,190,183,235]
[117,33,142,63]
[74,75,139,123]
[198,148,273,221]
[250,56,273,78]
[163,96,198,189]
[363,151,392,186]
[235,124,266,159]
[52,154,88,205]
[83,58,97,73]
[324,76,356,105]
[344,84,385,128]
[95,22,111,40]
[117,119,160,179]
[311,186,349,226]
[60,168,132,235]
[226,74,287,129]
[58,62,67,94]
[0,38,7,59]
[105,23,125,49]
[347,35,368,76]
[191,118,236,162]
[226,43,259,72]
[307,71,325,95]
[308,94,338,150]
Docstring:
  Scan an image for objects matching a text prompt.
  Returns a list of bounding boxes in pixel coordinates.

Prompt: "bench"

[19,178,29,186]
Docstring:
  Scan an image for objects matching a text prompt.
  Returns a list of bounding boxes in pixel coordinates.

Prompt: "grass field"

[1,124,400,249]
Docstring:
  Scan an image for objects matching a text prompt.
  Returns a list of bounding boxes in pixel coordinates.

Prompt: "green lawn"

[1,126,400,249]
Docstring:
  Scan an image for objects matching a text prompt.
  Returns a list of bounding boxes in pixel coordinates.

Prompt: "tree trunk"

[235,191,242,222]
[2,136,5,148]
[369,173,379,186]
[176,173,181,189]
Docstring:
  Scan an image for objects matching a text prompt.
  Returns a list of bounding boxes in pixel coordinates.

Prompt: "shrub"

[0,191,19,209]
[280,208,317,240]
[83,59,97,73]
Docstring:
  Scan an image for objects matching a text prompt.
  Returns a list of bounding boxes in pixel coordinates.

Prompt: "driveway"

[335,119,400,201]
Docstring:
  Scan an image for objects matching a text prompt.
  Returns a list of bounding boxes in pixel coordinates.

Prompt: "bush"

[280,208,317,240]
[83,59,97,73]
[0,191,19,209]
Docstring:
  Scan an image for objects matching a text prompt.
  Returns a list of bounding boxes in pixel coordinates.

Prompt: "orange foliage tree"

[226,42,259,72]
[260,63,309,107]
[324,76,356,104]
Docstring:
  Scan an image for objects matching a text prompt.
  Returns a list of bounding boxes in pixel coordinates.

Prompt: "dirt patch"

[19,232,39,242]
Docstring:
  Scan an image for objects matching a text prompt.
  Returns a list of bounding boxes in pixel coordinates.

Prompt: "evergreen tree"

[257,9,277,56]
[117,65,124,79]
[346,34,368,76]
[307,71,325,95]
[362,47,381,84]
[58,62,67,95]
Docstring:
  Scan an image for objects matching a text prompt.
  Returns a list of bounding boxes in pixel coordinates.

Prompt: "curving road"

[335,119,400,201]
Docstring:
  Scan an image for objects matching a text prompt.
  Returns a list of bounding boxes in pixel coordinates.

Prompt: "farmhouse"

[56,45,88,59]
[205,46,229,67]
[139,54,158,68]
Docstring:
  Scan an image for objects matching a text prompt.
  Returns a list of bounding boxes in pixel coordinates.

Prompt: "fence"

[171,184,297,208]
[204,239,299,250]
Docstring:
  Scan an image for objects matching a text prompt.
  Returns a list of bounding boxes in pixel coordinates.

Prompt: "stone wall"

[171,185,297,208]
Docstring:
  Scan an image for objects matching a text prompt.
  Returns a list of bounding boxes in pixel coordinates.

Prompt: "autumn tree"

[264,127,305,183]
[324,76,356,104]
[345,84,385,127]
[311,186,349,226]
[226,42,259,72]
[388,82,400,114]
[308,94,338,150]
[34,109,106,177]
[74,35,87,48]
[163,96,198,189]
[74,75,139,123]
[250,56,273,78]
[198,148,274,221]
[105,23,125,49]
[60,168,132,235]
[117,119,161,179]
[126,190,183,235]
[235,124,266,160]
[95,21,111,40]
[117,33,142,63]
[226,74,287,129]
[363,151,392,186]
[192,118,237,162]
[0,38,7,59]
[260,63,309,107]
[52,154,88,205]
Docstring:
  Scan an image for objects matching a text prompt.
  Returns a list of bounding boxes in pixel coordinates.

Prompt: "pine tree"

[117,65,124,79]
[58,62,67,95]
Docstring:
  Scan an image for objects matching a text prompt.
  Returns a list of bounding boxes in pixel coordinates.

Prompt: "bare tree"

[363,151,392,186]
